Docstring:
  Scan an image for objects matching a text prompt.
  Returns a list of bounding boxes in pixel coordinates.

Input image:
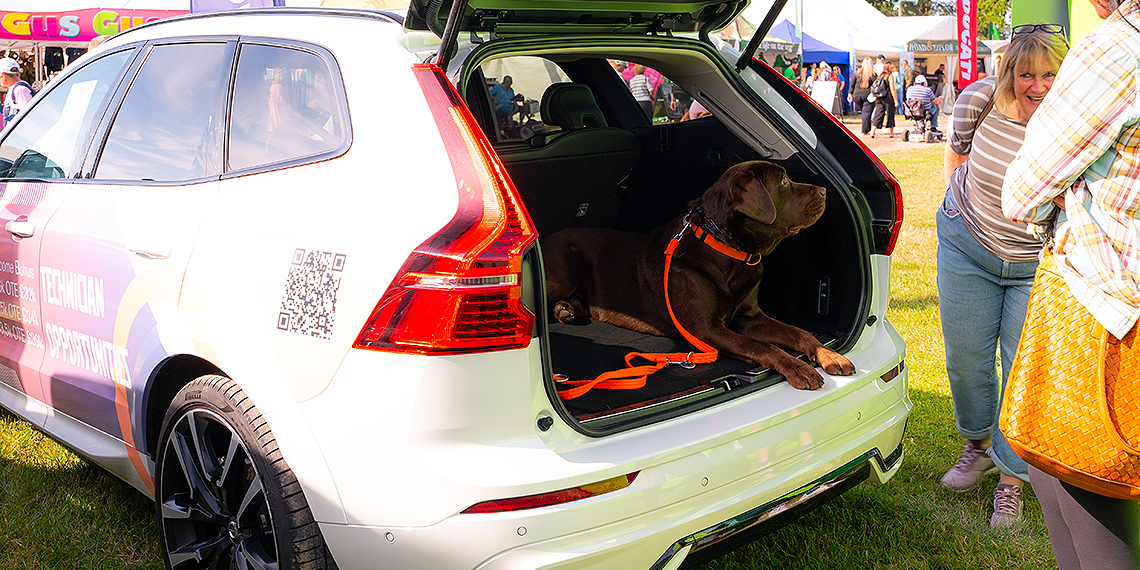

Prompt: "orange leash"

[557,218,748,400]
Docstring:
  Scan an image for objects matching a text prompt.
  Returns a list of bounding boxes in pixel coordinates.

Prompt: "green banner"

[1010,0,1069,33]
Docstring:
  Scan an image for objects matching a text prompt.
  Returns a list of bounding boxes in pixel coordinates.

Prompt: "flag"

[956,0,977,88]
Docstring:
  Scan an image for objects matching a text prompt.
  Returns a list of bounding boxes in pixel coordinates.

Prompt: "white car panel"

[0,8,910,569]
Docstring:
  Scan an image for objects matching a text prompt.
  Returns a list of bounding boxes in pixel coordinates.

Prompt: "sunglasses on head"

[1013,23,1069,45]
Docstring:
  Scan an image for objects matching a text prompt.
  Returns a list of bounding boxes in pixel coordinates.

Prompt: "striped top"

[1002,3,1140,339]
[948,78,1041,262]
[629,74,653,102]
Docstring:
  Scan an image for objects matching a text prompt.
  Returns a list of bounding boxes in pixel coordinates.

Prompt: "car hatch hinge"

[471,9,504,39]
[651,14,680,36]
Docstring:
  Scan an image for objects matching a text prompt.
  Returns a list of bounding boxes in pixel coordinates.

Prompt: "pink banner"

[956,0,977,88]
[0,9,188,43]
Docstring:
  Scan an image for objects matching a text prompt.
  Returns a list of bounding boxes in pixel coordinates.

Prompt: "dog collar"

[692,225,762,265]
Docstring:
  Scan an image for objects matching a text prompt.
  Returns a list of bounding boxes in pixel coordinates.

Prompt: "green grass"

[693,145,1057,570]
[0,145,1055,569]
[0,410,160,569]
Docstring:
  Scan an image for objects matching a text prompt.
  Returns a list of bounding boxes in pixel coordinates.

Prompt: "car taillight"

[353,64,537,355]
[882,175,904,256]
[461,472,639,514]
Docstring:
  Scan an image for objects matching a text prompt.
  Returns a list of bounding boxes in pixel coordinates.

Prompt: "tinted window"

[95,42,229,181]
[0,50,132,180]
[228,44,344,171]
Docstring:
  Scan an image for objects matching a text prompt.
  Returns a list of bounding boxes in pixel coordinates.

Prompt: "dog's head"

[693,160,826,256]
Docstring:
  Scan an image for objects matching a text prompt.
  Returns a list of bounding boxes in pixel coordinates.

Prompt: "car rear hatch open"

[404,0,903,436]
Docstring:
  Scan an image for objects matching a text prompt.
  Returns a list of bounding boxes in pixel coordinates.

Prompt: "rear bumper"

[653,443,903,570]
[316,372,910,569]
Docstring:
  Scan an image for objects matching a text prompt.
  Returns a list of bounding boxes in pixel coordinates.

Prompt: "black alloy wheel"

[155,375,331,570]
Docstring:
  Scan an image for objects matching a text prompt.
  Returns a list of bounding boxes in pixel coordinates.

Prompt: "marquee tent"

[768,19,848,64]
[743,0,959,61]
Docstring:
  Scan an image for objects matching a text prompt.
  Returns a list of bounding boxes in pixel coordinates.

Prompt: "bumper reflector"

[880,360,904,383]
[461,472,638,514]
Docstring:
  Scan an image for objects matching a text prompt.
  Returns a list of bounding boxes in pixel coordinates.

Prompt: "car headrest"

[541,83,607,130]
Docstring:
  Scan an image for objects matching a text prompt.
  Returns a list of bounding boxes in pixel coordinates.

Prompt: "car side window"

[95,42,230,182]
[0,49,132,180]
[228,43,345,171]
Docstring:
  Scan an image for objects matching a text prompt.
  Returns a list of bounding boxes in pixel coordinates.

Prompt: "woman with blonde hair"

[846,57,875,135]
[935,23,1069,527]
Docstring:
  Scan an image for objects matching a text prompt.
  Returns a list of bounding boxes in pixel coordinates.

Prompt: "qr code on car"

[278,249,346,340]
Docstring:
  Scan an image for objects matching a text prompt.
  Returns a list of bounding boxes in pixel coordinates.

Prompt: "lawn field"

[0,144,1057,569]
[693,143,1057,570]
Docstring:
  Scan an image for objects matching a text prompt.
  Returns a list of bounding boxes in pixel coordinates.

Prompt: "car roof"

[403,0,751,36]
[106,8,403,46]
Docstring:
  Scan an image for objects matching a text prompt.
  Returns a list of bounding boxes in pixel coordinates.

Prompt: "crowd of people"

[766,53,953,139]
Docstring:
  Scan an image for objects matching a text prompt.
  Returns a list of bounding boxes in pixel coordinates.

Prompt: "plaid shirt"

[1002,4,1140,339]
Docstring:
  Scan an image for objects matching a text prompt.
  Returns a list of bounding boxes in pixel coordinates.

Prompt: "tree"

[864,0,954,16]
[865,0,1011,39]
[978,0,1012,39]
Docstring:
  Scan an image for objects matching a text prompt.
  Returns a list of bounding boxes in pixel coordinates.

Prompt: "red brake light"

[353,64,537,355]
[882,175,904,256]
[461,472,639,514]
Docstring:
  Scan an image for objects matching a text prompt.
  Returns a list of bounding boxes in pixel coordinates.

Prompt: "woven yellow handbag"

[1000,250,1140,500]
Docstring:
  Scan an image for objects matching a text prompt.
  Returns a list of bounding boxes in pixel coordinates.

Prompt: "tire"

[902,129,910,143]
[155,375,334,570]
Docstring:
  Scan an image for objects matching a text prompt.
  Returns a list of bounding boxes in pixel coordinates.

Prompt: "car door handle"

[5,220,35,238]
[130,248,170,260]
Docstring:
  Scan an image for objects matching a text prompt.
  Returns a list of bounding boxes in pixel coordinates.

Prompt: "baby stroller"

[901,98,944,143]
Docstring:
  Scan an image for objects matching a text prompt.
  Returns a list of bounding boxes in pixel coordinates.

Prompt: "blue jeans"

[936,188,1036,481]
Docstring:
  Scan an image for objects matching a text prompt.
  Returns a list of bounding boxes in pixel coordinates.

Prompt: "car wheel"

[155,375,330,569]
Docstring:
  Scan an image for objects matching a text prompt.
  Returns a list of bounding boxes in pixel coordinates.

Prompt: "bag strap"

[1096,327,1140,455]
[973,93,996,134]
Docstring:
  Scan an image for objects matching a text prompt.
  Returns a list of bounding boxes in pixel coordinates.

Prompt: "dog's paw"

[784,361,825,390]
[816,347,855,376]
[554,301,578,325]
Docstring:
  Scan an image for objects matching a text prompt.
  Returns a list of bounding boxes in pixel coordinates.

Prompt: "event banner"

[0,9,188,43]
[956,0,977,88]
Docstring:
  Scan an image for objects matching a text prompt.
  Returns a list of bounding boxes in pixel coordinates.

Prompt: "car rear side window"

[228,43,345,171]
[0,49,132,180]
[95,42,229,182]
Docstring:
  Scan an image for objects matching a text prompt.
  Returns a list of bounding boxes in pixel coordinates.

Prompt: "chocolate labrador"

[542,160,855,390]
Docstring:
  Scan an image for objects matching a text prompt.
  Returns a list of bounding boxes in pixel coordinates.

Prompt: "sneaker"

[990,484,1023,527]
[940,441,997,491]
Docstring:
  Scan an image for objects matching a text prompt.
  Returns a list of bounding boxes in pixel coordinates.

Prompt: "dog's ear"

[733,171,777,225]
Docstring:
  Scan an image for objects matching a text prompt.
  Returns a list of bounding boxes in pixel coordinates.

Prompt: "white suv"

[0,3,910,569]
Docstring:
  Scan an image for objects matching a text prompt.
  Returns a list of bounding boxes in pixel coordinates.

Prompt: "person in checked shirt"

[1002,0,1140,568]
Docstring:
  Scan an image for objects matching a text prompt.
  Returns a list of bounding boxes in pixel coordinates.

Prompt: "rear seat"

[495,82,640,237]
